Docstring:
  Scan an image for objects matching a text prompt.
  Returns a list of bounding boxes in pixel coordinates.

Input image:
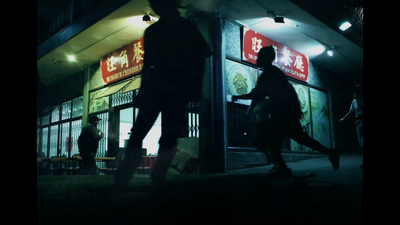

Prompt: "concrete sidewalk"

[37,153,363,224]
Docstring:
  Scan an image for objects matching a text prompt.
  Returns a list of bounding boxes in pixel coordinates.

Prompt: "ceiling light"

[327,50,333,57]
[274,16,285,23]
[339,21,351,31]
[142,14,151,22]
[67,55,76,62]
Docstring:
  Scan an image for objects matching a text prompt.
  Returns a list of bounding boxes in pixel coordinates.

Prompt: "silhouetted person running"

[112,0,211,187]
[232,46,340,177]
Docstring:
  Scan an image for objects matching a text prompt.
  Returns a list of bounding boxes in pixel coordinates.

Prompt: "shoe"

[269,165,278,174]
[268,168,292,179]
[328,151,340,171]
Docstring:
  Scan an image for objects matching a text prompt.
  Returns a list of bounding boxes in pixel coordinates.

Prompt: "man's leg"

[289,120,339,170]
[151,98,188,185]
[114,104,161,186]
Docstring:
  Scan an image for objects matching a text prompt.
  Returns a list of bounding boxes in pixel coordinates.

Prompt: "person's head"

[354,84,363,99]
[89,115,102,125]
[148,0,181,17]
[257,46,276,68]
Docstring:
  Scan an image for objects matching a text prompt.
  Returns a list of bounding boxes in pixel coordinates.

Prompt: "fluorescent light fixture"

[339,21,352,31]
[67,55,76,62]
[327,50,333,56]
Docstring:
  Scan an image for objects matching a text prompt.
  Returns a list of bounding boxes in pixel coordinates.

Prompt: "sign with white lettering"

[100,37,144,84]
[242,27,309,82]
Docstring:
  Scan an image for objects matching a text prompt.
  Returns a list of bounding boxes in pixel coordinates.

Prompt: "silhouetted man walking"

[113,0,211,187]
[232,46,340,177]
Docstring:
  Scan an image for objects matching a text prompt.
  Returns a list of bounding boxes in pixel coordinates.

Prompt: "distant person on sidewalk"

[232,46,340,178]
[78,115,104,175]
[339,84,363,168]
[112,0,211,188]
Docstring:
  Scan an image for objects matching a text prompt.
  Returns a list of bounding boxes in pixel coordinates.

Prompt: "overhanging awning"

[121,76,141,93]
[95,80,132,99]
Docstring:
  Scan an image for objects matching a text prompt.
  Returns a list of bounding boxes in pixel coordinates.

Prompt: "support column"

[82,65,90,126]
[199,4,227,174]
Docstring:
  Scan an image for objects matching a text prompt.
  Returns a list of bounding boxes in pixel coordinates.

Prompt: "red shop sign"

[242,27,309,82]
[100,37,144,84]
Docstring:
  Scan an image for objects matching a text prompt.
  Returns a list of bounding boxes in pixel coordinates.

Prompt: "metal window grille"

[60,122,71,157]
[187,102,200,138]
[51,107,60,123]
[227,102,254,148]
[42,127,49,157]
[62,101,72,120]
[111,89,133,107]
[72,96,83,118]
[49,125,59,157]
[95,112,108,169]
[71,119,82,157]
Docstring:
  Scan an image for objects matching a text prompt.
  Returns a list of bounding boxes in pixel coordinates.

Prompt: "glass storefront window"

[71,119,82,157]
[42,114,50,126]
[310,88,332,148]
[72,96,83,118]
[60,122,71,157]
[51,107,60,123]
[62,101,72,120]
[49,125,59,157]
[42,127,49,157]
[95,112,109,158]
[289,81,312,152]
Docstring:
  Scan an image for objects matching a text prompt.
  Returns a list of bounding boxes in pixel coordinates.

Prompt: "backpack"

[77,124,94,151]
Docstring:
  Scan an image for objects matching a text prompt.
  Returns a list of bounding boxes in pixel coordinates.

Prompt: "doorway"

[117,107,161,156]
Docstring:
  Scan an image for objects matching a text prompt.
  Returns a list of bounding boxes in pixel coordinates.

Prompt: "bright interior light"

[309,45,326,55]
[339,21,352,31]
[67,55,76,62]
[327,50,333,56]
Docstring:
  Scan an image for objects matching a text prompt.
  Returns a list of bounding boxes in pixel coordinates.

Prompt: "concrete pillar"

[82,65,90,126]
[199,4,227,174]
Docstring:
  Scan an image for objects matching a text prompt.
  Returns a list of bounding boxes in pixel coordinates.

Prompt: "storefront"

[36,14,343,173]
[223,21,335,169]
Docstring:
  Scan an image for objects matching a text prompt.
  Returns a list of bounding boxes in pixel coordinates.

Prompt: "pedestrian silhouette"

[232,46,340,177]
[78,115,104,175]
[113,0,211,187]
[339,84,363,168]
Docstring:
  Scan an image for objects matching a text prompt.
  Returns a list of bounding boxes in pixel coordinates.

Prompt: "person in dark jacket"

[78,115,104,175]
[232,46,340,177]
[113,0,211,187]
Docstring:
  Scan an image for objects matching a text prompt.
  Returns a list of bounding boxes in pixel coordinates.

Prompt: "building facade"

[37,0,361,173]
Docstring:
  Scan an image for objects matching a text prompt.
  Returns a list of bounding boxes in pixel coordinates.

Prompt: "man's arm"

[339,100,354,123]
[90,126,103,141]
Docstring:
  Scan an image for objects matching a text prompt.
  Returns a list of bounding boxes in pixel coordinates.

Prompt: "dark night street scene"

[37,0,363,224]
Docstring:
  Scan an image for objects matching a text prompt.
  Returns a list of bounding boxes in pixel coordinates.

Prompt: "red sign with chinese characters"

[242,27,309,82]
[100,37,144,84]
